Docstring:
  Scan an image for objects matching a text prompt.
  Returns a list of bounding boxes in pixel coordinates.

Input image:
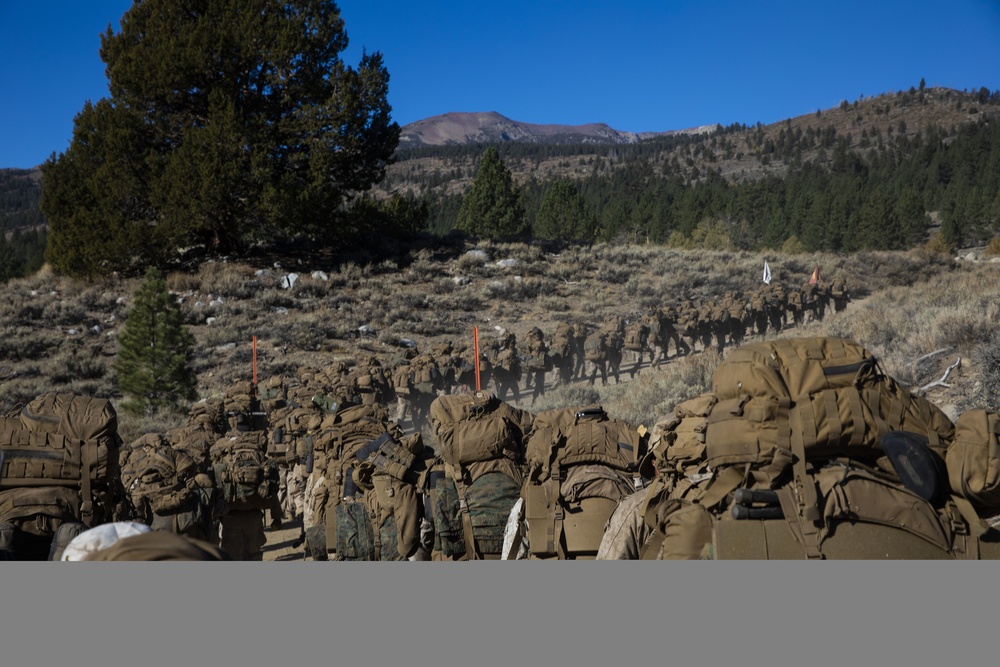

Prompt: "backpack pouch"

[335,499,376,561]
[433,476,466,557]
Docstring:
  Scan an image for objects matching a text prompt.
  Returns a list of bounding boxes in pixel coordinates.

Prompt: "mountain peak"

[399,111,695,147]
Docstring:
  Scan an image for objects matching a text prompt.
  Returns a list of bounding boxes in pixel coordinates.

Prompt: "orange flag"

[809,266,821,285]
[473,326,481,391]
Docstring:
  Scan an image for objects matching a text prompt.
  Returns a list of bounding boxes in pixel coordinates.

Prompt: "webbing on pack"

[446,462,481,560]
[80,441,94,524]
[543,467,565,560]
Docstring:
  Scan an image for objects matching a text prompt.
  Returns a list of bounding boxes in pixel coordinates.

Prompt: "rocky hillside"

[2,239,998,443]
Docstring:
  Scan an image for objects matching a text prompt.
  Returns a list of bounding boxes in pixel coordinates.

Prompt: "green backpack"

[312,404,402,559]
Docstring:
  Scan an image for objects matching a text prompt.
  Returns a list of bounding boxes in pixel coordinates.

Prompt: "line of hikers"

[1,277,869,561]
[340,275,852,425]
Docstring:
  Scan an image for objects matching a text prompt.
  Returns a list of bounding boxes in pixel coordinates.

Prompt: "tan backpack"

[334,431,426,561]
[639,393,717,481]
[210,431,279,511]
[120,433,216,537]
[584,331,608,362]
[550,323,573,360]
[707,337,953,468]
[0,392,122,532]
[639,462,1000,560]
[946,410,1000,512]
[623,321,649,352]
[706,337,954,530]
[522,406,646,559]
[391,363,413,396]
[312,405,404,559]
[428,391,533,559]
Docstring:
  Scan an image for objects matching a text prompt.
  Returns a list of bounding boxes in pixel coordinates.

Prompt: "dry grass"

[2,241,999,435]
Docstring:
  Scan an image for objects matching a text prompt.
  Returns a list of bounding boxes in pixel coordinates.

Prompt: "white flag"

[762,260,772,284]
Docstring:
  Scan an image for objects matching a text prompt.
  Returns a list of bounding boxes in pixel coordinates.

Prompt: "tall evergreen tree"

[114,267,197,414]
[456,147,526,239]
[533,179,597,241]
[42,0,400,278]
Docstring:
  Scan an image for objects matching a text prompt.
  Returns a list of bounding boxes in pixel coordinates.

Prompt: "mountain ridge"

[398,110,719,147]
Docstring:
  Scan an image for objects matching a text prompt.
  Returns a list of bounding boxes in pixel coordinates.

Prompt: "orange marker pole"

[473,326,481,391]
[252,335,258,386]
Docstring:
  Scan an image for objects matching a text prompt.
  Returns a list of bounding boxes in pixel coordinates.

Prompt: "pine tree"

[42,0,400,277]
[114,267,197,414]
[533,179,597,241]
[456,147,526,239]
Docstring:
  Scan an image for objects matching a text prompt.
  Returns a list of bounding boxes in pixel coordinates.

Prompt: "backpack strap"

[80,441,95,525]
[783,396,823,550]
[774,486,824,559]
[542,466,566,560]
[445,462,481,560]
[366,498,382,561]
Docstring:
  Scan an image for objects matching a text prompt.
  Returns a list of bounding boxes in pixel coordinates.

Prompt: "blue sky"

[2,0,999,169]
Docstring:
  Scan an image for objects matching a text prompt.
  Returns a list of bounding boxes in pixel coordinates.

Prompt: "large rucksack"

[308,403,402,559]
[550,322,573,361]
[333,431,426,561]
[0,392,122,540]
[224,381,268,432]
[629,336,1000,560]
[521,406,647,559]
[120,433,217,538]
[584,331,608,362]
[623,321,649,352]
[705,337,953,516]
[494,347,520,375]
[410,355,441,394]
[428,390,533,559]
[523,337,549,372]
[946,410,1000,513]
[391,362,413,396]
[640,461,1000,560]
[210,430,279,511]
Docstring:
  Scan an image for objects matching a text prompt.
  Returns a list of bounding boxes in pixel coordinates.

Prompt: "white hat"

[60,522,153,561]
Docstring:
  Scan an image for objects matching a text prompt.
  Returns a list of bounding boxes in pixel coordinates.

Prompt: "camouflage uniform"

[585,327,610,386]
[596,488,652,560]
[408,351,443,430]
[748,288,769,336]
[388,347,419,425]
[800,282,820,326]
[830,277,850,313]
[522,327,549,406]
[350,355,391,407]
[603,317,625,385]
[623,317,650,379]
[767,284,787,333]
[219,509,267,561]
[548,322,576,387]
[571,323,588,380]
[675,300,700,355]
[644,308,667,369]
[488,332,522,404]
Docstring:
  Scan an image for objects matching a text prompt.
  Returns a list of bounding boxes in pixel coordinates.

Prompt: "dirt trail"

[263,514,309,561]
